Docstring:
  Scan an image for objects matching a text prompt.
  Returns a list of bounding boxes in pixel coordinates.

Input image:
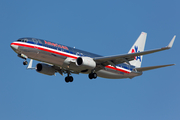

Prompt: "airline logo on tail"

[131,46,141,62]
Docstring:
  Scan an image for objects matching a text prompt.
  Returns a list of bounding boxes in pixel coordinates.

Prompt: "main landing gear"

[89,73,97,79]
[65,73,73,83]
[65,72,97,83]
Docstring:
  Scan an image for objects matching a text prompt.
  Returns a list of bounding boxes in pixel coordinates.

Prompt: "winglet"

[167,35,176,48]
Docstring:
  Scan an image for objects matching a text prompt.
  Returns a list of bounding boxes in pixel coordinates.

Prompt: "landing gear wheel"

[89,73,93,79]
[89,73,97,79]
[65,77,69,83]
[65,76,74,83]
[93,73,97,79]
[23,61,28,65]
[69,76,73,82]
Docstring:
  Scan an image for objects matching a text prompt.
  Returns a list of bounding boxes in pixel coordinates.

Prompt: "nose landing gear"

[23,60,28,65]
[17,54,28,65]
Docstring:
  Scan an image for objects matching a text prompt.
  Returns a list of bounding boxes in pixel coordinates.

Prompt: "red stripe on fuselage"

[105,66,130,74]
[11,42,130,74]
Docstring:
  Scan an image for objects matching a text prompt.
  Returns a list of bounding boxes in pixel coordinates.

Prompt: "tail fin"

[128,32,147,68]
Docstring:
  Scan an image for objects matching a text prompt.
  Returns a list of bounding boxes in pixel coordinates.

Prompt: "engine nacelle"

[76,57,96,70]
[36,63,55,76]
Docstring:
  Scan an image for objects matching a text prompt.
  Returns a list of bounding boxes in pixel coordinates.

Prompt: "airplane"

[10,32,176,83]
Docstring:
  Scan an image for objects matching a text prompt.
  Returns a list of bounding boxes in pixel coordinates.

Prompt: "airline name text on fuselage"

[44,40,69,50]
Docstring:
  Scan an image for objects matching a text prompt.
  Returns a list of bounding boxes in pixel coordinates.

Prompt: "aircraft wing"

[94,36,176,67]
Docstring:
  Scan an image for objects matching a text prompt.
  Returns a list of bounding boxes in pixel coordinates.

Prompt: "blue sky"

[0,0,180,120]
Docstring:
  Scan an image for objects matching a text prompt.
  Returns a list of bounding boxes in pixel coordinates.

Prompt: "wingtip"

[171,64,176,66]
[167,35,176,48]
[168,64,176,66]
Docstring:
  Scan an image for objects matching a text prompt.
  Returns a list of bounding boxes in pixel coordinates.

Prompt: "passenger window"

[70,51,73,54]
[80,53,83,56]
[76,52,78,55]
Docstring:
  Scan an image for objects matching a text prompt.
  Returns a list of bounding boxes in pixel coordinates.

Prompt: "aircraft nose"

[10,43,18,51]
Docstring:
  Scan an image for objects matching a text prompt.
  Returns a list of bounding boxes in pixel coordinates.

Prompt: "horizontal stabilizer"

[135,64,175,72]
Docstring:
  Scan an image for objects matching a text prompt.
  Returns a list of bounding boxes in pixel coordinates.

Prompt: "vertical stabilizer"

[128,32,147,68]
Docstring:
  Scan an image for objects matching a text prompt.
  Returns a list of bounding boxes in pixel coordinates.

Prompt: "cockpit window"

[17,39,22,42]
[24,39,28,42]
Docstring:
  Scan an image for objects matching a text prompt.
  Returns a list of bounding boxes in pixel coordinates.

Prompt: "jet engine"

[76,57,96,70]
[36,63,55,76]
